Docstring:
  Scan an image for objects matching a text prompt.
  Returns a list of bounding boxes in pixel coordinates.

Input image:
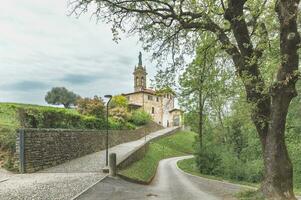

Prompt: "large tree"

[70,0,300,199]
[45,87,79,108]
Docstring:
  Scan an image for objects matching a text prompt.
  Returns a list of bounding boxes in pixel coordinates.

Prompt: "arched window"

[136,77,139,85]
[141,77,144,86]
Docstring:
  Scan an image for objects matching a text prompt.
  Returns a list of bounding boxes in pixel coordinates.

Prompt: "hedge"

[17,107,106,130]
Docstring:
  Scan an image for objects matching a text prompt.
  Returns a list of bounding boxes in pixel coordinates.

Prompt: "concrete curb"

[176,156,301,199]
[175,156,257,190]
[70,174,109,200]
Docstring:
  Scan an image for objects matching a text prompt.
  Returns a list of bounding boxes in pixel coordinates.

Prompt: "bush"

[130,109,151,126]
[195,144,222,176]
[108,118,136,130]
[77,96,105,119]
[110,95,128,108]
[110,107,130,124]
[0,127,16,151]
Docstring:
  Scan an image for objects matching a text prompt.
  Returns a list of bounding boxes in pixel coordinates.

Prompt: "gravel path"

[0,172,106,200]
[0,127,178,200]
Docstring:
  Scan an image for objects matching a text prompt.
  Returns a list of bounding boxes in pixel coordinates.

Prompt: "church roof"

[122,88,156,96]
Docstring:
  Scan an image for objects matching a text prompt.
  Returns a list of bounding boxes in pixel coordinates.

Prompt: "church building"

[123,53,182,127]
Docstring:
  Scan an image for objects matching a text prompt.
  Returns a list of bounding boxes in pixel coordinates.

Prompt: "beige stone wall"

[169,110,183,126]
[126,92,175,127]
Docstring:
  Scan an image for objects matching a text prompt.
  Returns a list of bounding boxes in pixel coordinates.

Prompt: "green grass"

[177,158,259,188]
[118,130,197,182]
[177,158,301,198]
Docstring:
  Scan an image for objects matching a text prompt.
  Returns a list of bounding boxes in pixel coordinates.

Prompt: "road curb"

[175,156,257,190]
[70,174,109,200]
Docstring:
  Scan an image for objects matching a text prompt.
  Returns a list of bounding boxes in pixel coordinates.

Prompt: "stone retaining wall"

[15,122,162,173]
[117,127,181,172]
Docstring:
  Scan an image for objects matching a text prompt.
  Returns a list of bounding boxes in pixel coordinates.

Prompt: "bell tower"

[133,52,147,91]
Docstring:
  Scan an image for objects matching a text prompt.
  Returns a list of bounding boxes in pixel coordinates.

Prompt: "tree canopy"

[45,87,79,108]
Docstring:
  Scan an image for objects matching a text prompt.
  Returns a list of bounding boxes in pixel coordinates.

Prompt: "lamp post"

[104,94,112,166]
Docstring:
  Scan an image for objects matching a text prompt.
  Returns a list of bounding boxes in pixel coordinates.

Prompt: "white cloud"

[0,0,156,104]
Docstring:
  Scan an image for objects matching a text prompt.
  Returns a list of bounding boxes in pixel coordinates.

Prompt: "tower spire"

[138,52,142,66]
[134,52,147,91]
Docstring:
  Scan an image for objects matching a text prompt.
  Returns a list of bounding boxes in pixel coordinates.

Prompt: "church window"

[152,107,155,114]
[156,97,159,102]
[136,77,139,85]
[148,95,153,101]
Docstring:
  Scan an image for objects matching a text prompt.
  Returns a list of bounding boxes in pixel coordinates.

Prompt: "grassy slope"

[118,130,197,182]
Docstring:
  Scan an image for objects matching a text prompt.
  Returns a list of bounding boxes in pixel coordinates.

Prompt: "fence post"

[19,129,25,173]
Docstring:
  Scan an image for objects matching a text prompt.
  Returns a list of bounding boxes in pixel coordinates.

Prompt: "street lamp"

[104,94,112,166]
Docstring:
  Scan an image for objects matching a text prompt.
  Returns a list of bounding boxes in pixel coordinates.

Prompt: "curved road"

[77,156,250,200]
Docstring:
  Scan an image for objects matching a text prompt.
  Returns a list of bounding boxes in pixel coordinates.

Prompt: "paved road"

[0,127,177,200]
[77,156,249,200]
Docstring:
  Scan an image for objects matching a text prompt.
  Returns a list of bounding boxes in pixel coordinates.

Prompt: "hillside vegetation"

[118,130,196,183]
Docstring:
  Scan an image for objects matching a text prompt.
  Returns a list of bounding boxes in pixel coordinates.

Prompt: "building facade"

[123,53,182,127]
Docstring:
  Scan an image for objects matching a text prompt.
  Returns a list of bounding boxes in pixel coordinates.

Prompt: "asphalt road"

[77,156,249,200]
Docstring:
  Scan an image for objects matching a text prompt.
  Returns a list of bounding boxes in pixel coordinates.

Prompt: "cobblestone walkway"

[0,127,178,200]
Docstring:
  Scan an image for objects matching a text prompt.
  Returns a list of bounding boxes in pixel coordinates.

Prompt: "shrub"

[110,95,128,108]
[110,107,130,124]
[0,127,16,151]
[195,144,222,176]
[130,109,151,126]
[124,122,136,130]
[77,96,105,119]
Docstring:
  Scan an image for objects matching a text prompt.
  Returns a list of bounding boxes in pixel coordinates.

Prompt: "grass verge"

[177,158,301,199]
[118,130,197,183]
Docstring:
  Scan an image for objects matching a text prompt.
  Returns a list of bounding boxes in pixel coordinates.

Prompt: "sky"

[0,0,156,105]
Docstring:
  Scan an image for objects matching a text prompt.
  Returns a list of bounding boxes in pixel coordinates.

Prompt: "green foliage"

[108,118,136,130]
[236,190,265,200]
[193,100,264,184]
[195,144,222,176]
[110,107,130,124]
[129,109,151,126]
[18,107,105,129]
[45,87,79,108]
[178,158,260,189]
[110,95,128,108]
[77,96,105,118]
[119,131,196,182]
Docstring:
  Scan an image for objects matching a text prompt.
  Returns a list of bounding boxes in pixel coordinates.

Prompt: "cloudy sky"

[0,0,156,105]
